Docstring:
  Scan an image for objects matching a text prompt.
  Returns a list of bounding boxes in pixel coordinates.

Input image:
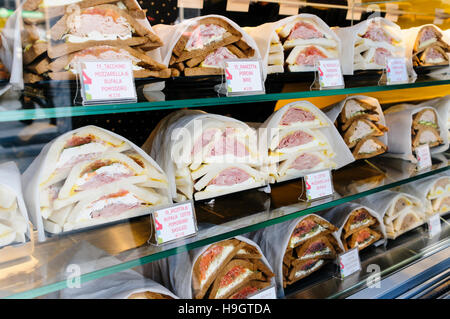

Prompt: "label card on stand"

[248,285,277,299]
[428,214,442,237]
[338,248,362,279]
[304,170,334,201]
[415,144,432,170]
[78,60,137,105]
[226,0,250,12]
[313,58,345,90]
[177,0,203,9]
[386,57,409,85]
[223,59,265,96]
[279,3,299,16]
[151,201,197,245]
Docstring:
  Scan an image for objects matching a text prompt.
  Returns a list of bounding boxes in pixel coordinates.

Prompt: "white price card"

[338,248,362,279]
[415,144,432,170]
[304,170,334,201]
[224,59,265,95]
[316,58,344,89]
[428,214,442,237]
[177,0,203,9]
[248,285,277,299]
[226,0,250,12]
[78,60,137,105]
[151,201,197,245]
[386,57,409,85]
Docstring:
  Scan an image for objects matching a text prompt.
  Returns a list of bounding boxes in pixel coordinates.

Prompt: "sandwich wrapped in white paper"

[326,95,388,160]
[148,236,276,299]
[417,95,450,140]
[250,214,340,297]
[259,101,354,183]
[23,125,171,241]
[334,17,405,74]
[244,14,340,74]
[321,202,386,252]
[402,24,450,69]
[153,15,261,77]
[357,190,426,239]
[143,110,267,202]
[399,172,450,216]
[383,103,448,162]
[0,162,31,248]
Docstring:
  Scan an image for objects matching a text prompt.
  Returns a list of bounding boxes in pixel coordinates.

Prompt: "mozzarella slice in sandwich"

[427,177,450,199]
[192,239,242,299]
[64,184,164,231]
[412,127,443,150]
[286,45,338,72]
[200,47,238,69]
[39,126,131,188]
[277,104,329,129]
[53,151,148,210]
[276,150,336,182]
[268,51,284,65]
[278,18,337,49]
[352,137,387,160]
[269,43,283,54]
[191,164,265,201]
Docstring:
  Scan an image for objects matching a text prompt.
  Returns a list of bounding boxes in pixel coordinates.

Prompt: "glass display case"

[0,0,449,300]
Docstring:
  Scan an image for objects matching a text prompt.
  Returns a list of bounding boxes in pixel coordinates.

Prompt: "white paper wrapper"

[0,6,23,93]
[399,171,450,216]
[259,100,354,183]
[22,125,171,242]
[153,14,263,77]
[243,14,341,75]
[249,213,339,297]
[383,104,449,162]
[333,17,406,75]
[0,161,31,247]
[142,110,266,202]
[151,235,276,299]
[356,190,426,240]
[321,202,387,250]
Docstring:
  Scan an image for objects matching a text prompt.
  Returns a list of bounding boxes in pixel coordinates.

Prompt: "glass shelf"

[0,73,449,122]
[1,153,448,299]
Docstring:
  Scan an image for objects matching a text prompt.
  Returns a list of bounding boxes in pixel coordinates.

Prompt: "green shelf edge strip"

[5,165,449,299]
[2,79,450,122]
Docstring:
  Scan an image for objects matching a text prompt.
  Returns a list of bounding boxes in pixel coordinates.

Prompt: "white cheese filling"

[349,218,372,231]
[200,245,235,288]
[64,31,132,44]
[76,163,132,187]
[202,178,255,193]
[300,247,331,260]
[294,259,324,279]
[76,192,140,222]
[289,224,325,248]
[216,269,253,298]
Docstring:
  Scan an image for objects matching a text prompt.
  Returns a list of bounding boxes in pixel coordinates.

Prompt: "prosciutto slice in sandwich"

[48,45,170,80]
[412,25,450,67]
[285,45,338,72]
[191,164,266,201]
[278,18,338,50]
[353,19,403,71]
[168,16,256,76]
[48,3,162,58]
[276,103,329,130]
[287,215,337,249]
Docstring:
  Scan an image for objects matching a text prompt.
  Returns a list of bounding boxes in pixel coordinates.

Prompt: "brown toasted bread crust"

[352,136,387,160]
